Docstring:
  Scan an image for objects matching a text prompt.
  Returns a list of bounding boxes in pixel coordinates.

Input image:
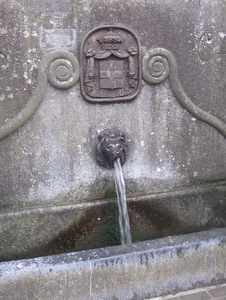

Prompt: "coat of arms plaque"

[80,25,141,103]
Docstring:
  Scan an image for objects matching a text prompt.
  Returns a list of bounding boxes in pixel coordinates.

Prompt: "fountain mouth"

[96,131,131,245]
[96,131,128,169]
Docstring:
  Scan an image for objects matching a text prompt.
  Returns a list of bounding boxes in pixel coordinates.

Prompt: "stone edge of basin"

[0,227,225,300]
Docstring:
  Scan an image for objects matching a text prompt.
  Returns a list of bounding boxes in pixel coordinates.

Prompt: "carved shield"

[80,25,141,103]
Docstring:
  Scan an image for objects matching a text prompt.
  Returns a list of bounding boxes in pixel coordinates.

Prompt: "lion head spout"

[96,132,128,169]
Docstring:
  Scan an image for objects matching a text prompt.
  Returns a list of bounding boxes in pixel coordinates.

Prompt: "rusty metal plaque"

[80,25,141,103]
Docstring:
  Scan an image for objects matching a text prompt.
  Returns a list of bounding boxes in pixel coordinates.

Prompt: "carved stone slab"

[80,25,141,103]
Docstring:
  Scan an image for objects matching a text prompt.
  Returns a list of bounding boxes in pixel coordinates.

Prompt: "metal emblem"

[80,25,141,103]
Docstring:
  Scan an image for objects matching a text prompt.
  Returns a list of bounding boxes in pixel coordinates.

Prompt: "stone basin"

[0,183,225,299]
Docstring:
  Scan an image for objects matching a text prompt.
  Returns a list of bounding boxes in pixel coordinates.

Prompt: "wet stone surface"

[5,187,223,261]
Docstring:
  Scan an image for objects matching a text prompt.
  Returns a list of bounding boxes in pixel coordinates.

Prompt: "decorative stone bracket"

[142,48,226,138]
[0,50,79,140]
[0,46,225,141]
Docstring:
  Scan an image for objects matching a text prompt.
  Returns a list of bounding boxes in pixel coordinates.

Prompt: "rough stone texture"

[0,0,225,279]
[147,284,226,299]
[208,285,226,298]
[0,0,225,210]
[0,228,225,300]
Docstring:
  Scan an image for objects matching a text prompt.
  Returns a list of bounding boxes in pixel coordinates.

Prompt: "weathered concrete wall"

[0,0,225,210]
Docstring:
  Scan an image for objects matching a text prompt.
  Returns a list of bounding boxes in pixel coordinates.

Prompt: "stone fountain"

[0,1,225,299]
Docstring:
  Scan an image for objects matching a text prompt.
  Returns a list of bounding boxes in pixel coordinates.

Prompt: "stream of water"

[114,158,132,245]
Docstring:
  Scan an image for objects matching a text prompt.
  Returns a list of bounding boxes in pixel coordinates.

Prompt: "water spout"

[96,132,131,244]
[96,132,127,169]
[114,158,132,245]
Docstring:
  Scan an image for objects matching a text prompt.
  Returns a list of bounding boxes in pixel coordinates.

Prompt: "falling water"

[113,158,132,245]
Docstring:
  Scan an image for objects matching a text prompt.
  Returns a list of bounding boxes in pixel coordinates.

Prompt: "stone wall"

[0,0,225,210]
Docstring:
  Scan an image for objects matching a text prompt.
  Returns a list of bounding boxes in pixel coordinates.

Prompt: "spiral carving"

[142,48,226,137]
[143,52,169,84]
[0,52,8,70]
[0,50,80,140]
[48,53,79,89]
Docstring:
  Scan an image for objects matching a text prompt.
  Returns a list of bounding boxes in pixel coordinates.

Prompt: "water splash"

[114,158,132,245]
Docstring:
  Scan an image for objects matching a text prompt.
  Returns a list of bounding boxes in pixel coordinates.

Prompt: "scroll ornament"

[142,48,226,138]
[0,50,79,140]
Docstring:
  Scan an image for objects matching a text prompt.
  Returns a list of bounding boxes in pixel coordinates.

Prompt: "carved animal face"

[97,132,127,169]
